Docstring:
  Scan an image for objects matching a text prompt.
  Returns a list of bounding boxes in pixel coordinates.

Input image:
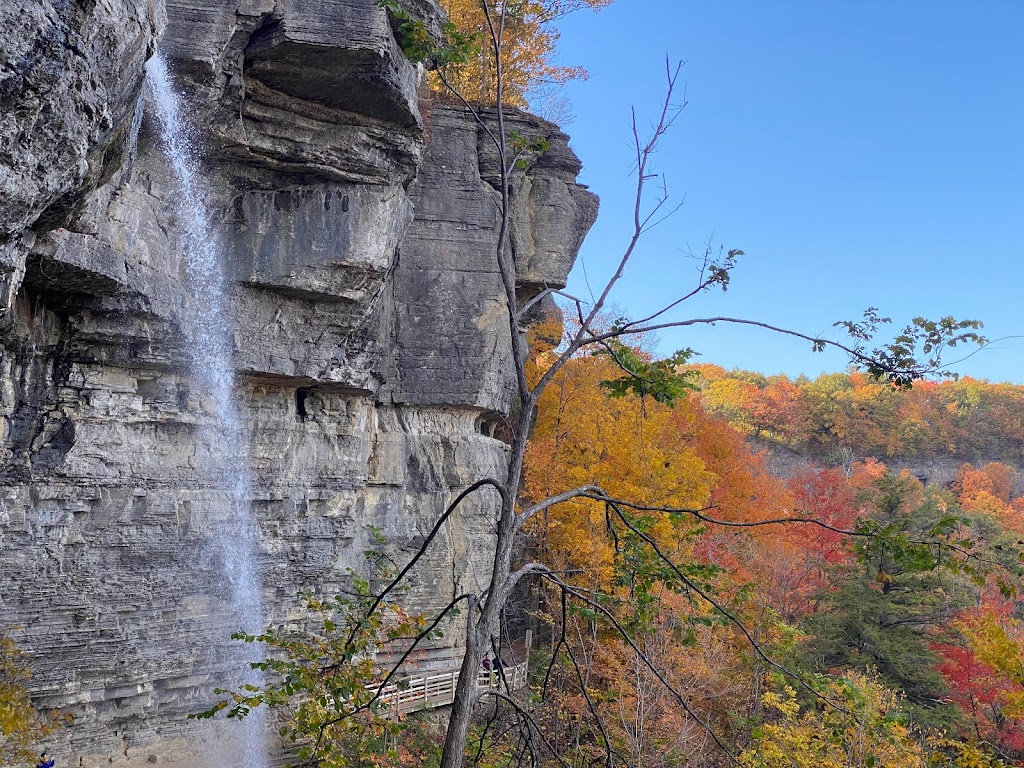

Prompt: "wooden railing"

[375,660,529,716]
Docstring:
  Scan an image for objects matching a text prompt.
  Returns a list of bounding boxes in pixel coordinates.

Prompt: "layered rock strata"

[0,0,597,766]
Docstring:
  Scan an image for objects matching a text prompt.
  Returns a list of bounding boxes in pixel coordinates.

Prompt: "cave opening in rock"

[295,387,311,422]
[477,412,512,445]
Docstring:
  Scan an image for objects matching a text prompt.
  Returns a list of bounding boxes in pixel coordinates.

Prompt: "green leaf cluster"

[595,339,698,407]
[835,309,986,390]
[192,567,439,768]
[377,0,479,67]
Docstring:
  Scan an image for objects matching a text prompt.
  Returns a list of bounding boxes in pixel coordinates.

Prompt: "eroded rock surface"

[0,1,597,766]
[0,0,160,323]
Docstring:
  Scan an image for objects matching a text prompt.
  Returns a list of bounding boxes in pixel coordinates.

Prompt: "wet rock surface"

[0,1,597,766]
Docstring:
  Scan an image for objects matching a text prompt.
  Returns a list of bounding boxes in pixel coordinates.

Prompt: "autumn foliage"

[695,366,1024,465]
[0,633,65,766]
[178,311,1024,768]
[517,327,1024,768]
[432,0,610,107]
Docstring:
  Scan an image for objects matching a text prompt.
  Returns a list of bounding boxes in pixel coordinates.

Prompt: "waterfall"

[144,52,268,768]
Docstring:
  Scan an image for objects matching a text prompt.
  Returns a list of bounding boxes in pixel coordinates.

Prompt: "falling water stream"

[144,52,268,767]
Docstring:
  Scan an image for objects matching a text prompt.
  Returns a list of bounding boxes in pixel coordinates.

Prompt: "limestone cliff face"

[0,1,598,766]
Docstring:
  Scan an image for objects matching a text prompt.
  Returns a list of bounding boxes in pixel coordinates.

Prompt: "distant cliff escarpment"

[0,1,597,765]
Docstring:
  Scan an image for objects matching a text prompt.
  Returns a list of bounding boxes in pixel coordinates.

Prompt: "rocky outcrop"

[0,0,160,323]
[0,1,597,766]
[388,106,598,411]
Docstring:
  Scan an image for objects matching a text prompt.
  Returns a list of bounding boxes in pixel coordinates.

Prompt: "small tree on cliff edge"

[207,3,989,766]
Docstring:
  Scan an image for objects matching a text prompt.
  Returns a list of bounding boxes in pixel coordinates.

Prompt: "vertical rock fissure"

[144,51,268,768]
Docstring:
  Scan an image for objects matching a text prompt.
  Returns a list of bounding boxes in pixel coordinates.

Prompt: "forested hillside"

[512,336,1024,767]
[695,365,1024,465]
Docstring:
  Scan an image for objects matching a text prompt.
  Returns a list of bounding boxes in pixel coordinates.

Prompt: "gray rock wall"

[0,0,160,322]
[0,1,597,766]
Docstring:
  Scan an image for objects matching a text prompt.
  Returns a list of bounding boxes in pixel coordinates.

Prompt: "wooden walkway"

[376,661,529,716]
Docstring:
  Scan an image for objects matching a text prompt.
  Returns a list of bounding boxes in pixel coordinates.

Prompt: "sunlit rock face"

[0,1,597,765]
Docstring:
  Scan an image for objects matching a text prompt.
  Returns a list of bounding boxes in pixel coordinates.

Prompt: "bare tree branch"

[516,485,603,529]
[478,689,579,768]
[538,570,742,766]
[516,287,587,322]
[599,496,853,717]
[530,61,687,404]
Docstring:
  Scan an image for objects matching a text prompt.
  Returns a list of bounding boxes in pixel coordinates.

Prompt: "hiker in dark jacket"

[37,753,55,768]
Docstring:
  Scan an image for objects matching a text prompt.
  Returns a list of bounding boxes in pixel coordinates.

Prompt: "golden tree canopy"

[433,0,610,108]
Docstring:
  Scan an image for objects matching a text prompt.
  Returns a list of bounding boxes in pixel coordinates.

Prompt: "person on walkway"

[37,753,55,768]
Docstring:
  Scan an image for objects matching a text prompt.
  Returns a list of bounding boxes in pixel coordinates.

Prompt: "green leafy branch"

[377,0,479,67]
[191,572,447,768]
[593,338,698,407]
[834,309,986,390]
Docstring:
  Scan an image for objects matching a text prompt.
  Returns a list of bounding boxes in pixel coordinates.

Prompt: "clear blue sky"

[553,1,1024,383]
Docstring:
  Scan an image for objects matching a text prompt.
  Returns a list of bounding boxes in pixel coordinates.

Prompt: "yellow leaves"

[432,0,606,106]
[524,350,716,586]
[957,610,1024,718]
[927,737,1009,768]
[0,632,64,766]
[761,686,799,719]
[967,490,1011,519]
[742,673,926,768]
[875,570,896,586]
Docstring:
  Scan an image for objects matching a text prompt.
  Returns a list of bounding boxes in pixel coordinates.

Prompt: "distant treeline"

[694,365,1024,464]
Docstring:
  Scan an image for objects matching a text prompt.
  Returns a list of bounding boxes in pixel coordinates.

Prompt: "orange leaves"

[953,462,1024,532]
[680,405,791,526]
[697,370,1024,464]
[956,462,1017,506]
[524,351,714,585]
[524,332,830,620]
[432,0,608,107]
